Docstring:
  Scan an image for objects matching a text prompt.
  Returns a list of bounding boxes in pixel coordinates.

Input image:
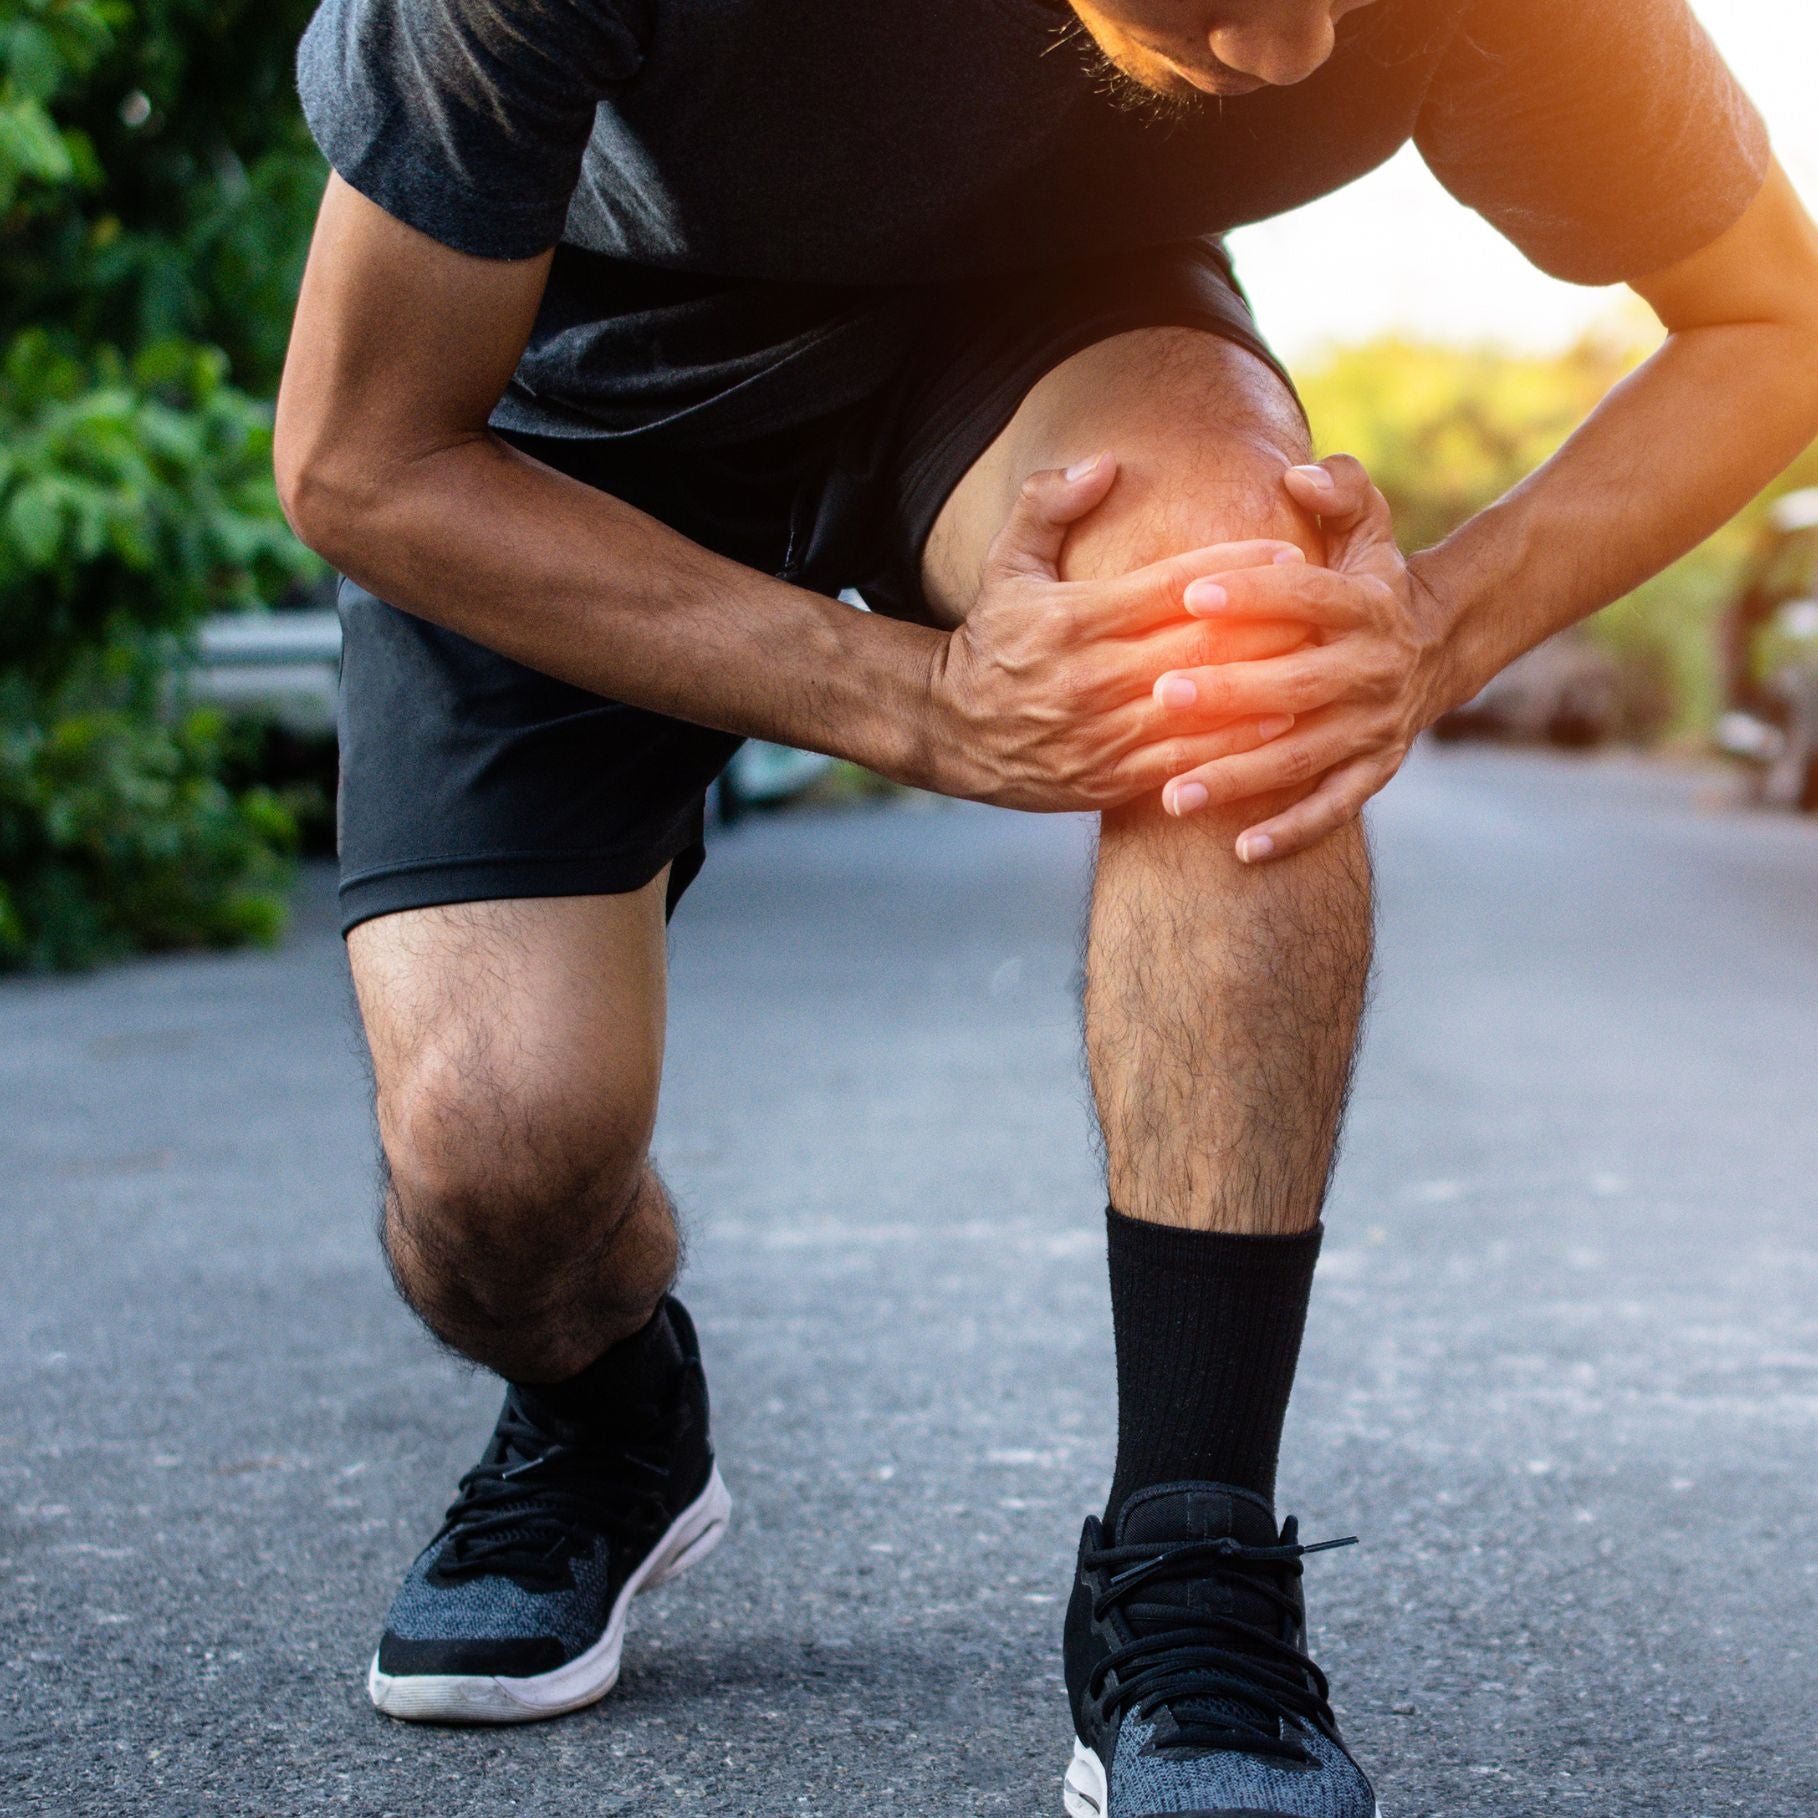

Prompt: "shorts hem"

[338,838,707,937]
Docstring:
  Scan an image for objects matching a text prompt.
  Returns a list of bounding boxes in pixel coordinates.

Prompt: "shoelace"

[430,1396,677,1589]
[1085,1517,1358,1760]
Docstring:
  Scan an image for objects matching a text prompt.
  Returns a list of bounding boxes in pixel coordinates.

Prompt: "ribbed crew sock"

[512,1295,685,1431]
[1104,1205,1322,1524]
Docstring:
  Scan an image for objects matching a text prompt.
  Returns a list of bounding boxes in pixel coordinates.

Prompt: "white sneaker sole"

[1063,1736,1382,1817]
[367,1464,732,1724]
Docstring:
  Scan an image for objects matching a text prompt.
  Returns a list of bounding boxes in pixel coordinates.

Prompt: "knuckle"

[1278,740,1319,785]
[1045,595,1086,645]
[1051,662,1099,720]
[1188,629,1230,667]
[1284,670,1326,712]
[1197,673,1234,716]
[1153,738,1195,780]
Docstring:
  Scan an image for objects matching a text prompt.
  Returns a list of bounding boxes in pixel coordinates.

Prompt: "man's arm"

[275,175,1304,812]
[1142,160,1818,860]
[275,176,940,782]
[1414,160,1818,715]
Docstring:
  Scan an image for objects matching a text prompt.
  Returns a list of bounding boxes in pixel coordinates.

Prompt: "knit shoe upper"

[1064,1482,1376,1818]
[369,1298,727,1720]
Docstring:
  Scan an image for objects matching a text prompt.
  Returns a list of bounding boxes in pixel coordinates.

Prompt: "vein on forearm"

[1413,317,1818,707]
[316,428,939,775]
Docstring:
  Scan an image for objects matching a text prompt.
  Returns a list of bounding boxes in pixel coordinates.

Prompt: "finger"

[1233,755,1391,862]
[1181,563,1383,632]
[1149,646,1353,721]
[1088,540,1309,634]
[1283,455,1394,545]
[985,453,1118,583]
[1157,718,1358,814]
[1107,710,1300,788]
[1133,615,1312,687]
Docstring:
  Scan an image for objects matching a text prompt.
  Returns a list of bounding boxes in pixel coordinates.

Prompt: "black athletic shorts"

[335,238,1297,934]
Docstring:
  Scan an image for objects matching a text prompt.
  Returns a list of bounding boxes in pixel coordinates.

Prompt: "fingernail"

[1273,546,1306,563]
[1257,715,1295,740]
[1183,579,1227,615]
[1169,781,1209,816]
[1237,833,1276,863]
[1155,675,1197,709]
[1065,453,1105,481]
[1289,464,1333,491]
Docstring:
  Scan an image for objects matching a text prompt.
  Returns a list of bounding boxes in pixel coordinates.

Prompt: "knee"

[1028,334,1313,590]
[377,1050,656,1324]
[1061,433,1321,589]
[1100,787,1371,897]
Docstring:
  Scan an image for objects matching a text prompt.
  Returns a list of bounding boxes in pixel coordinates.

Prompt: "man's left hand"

[1150,453,1455,863]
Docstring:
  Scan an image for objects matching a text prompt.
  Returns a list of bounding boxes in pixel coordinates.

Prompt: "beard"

[1052,9,1204,122]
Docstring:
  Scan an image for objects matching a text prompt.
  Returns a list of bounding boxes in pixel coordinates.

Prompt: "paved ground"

[4,744,1818,1816]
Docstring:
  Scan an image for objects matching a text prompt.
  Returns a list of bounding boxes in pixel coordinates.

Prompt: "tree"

[0,0,325,969]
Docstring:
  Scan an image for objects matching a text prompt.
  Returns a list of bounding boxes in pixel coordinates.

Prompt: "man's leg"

[349,881,730,1723]
[350,884,676,1383]
[928,327,1370,1463]
[925,327,1377,1816]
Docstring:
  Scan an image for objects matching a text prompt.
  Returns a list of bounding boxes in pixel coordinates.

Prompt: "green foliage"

[0,0,325,971]
[0,689,297,970]
[2,0,324,389]
[1299,330,1818,738]
[1299,335,1628,553]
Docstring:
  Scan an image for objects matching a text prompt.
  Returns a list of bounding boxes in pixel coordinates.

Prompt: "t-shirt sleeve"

[296,0,644,260]
[1414,0,1770,286]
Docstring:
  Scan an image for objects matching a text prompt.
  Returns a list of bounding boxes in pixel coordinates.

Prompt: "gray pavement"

[4,745,1818,1816]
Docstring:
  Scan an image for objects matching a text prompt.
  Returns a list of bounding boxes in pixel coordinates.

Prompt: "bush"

[1299,330,1818,739]
[0,0,325,970]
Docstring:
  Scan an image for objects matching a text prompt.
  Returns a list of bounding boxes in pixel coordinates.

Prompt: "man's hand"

[924,453,1313,811]
[1146,453,1453,862]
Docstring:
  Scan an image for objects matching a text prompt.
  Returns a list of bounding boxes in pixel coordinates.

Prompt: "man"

[276,0,1818,1809]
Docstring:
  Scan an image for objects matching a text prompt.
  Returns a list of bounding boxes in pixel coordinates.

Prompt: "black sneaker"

[1063,1482,1378,1818]
[367,1298,730,1723]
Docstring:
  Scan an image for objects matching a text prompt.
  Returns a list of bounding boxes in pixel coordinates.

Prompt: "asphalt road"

[5,745,1818,1817]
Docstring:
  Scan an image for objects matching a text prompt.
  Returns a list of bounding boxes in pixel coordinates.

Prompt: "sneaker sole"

[366,1464,732,1724]
[1063,1737,1383,1817]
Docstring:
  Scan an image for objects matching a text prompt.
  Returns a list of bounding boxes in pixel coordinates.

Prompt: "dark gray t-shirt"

[296,0,1769,448]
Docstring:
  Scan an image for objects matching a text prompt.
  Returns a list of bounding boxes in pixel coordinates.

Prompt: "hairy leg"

[347,880,679,1380]
[926,328,1373,1233]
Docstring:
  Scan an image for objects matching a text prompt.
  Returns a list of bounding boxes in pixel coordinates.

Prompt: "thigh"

[922,325,1317,618]
[347,878,671,1179]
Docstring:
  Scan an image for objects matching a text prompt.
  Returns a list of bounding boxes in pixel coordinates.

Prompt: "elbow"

[273,425,381,574]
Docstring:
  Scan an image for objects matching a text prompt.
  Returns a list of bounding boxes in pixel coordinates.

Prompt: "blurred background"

[5,7,1818,1816]
[1,0,1816,972]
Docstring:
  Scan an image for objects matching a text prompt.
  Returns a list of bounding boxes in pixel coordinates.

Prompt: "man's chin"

[1067,8,1269,104]
[1082,31,1204,109]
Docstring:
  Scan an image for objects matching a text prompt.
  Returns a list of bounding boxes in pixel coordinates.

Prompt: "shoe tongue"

[1117,1483,1279,1549]
[1112,1483,1285,1636]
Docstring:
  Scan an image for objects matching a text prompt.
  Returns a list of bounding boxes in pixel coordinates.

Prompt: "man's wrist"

[1404,552,1480,724]
[794,592,952,792]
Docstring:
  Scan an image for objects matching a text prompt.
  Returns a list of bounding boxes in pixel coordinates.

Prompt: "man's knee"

[1060,436,1320,591]
[1026,329,1319,587]
[377,1048,659,1346]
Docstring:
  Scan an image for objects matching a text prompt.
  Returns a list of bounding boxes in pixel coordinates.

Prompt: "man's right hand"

[922,453,1309,811]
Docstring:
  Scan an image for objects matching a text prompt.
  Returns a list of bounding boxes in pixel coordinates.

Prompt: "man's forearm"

[1411,317,1818,714]
[291,428,946,781]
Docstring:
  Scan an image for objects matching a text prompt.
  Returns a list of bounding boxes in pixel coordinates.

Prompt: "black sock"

[1104,1205,1322,1525]
[512,1296,686,1431]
